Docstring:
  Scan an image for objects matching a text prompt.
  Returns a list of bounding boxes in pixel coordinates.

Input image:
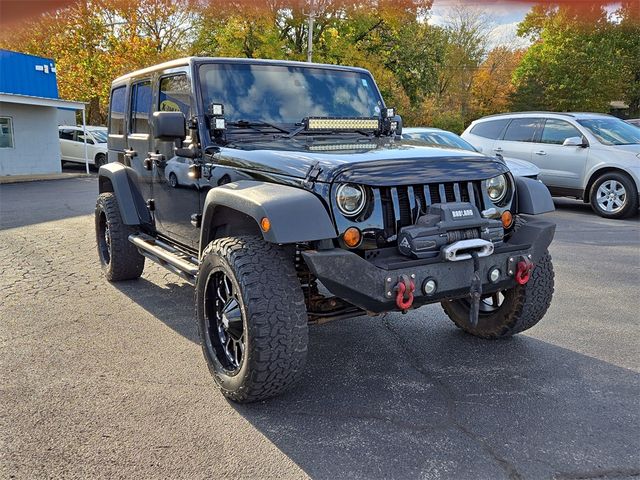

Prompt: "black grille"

[377,181,483,234]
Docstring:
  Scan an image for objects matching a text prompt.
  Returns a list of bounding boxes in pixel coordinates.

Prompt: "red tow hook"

[395,275,415,312]
[515,258,534,285]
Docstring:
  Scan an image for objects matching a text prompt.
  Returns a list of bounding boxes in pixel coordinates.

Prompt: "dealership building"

[0,49,85,176]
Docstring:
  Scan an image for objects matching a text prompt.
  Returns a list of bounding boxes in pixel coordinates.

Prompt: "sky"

[427,1,535,49]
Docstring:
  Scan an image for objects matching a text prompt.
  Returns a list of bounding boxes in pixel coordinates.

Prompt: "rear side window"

[470,119,509,139]
[59,129,75,140]
[541,119,582,144]
[109,86,126,135]
[159,75,192,118]
[130,80,152,134]
[503,118,541,142]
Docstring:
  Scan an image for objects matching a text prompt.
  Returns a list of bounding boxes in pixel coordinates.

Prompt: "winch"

[397,202,503,259]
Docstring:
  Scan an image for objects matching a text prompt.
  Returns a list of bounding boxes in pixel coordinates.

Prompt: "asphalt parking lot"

[1,176,639,480]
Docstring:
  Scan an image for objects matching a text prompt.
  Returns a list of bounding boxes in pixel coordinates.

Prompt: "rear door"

[107,86,127,164]
[126,79,154,202]
[150,70,201,248]
[494,117,543,162]
[532,118,588,189]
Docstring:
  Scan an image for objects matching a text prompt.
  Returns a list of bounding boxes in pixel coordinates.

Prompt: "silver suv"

[462,112,640,219]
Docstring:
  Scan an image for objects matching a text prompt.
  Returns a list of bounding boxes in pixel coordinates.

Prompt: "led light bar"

[305,117,380,131]
[308,143,378,151]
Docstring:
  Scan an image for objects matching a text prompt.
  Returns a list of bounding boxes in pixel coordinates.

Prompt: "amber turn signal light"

[501,210,513,229]
[260,217,271,232]
[343,227,362,248]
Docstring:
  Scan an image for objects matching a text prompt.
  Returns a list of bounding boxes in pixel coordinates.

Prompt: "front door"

[531,119,589,189]
[150,71,201,249]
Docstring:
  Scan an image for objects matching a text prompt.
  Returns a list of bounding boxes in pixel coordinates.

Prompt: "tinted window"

[503,118,540,142]
[109,86,126,135]
[130,81,152,134]
[91,129,108,143]
[199,63,383,124]
[470,119,509,139]
[159,75,192,118]
[59,129,75,140]
[541,119,582,145]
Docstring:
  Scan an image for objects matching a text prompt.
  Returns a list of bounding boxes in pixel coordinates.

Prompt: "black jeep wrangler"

[96,58,556,403]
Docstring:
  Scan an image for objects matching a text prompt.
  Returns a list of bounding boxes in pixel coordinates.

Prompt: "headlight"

[336,183,366,217]
[485,174,508,203]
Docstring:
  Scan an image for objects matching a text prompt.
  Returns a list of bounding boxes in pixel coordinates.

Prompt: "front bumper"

[302,216,555,313]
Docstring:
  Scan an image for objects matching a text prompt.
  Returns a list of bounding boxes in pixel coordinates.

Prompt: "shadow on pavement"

[112,277,640,479]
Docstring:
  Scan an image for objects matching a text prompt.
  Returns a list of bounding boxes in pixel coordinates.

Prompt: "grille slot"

[378,181,483,235]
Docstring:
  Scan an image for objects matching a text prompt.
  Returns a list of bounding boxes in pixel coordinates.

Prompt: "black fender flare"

[515,177,555,215]
[98,163,153,226]
[200,181,337,252]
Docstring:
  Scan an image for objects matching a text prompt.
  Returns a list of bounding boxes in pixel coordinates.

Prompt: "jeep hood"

[214,137,509,186]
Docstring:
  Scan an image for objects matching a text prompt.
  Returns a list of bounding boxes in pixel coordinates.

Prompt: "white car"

[59,125,108,168]
[401,127,540,179]
[462,112,640,218]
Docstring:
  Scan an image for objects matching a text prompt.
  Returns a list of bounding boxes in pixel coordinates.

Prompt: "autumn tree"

[471,47,524,117]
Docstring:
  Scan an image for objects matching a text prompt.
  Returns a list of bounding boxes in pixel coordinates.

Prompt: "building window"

[0,117,14,148]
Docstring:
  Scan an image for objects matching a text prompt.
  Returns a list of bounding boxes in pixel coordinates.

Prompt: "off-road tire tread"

[95,193,145,281]
[197,236,308,403]
[442,251,554,339]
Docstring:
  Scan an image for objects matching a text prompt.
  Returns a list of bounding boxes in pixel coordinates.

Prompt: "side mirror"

[562,136,588,147]
[152,111,186,142]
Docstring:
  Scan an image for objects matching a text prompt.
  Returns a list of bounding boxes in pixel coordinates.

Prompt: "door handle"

[534,150,547,156]
[493,147,503,153]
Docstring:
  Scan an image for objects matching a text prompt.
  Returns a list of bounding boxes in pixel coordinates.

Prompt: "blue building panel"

[0,49,59,99]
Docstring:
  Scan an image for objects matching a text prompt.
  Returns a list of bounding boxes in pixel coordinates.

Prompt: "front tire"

[589,172,638,219]
[196,236,308,403]
[442,251,554,338]
[95,193,145,281]
[94,153,107,170]
[169,173,178,188]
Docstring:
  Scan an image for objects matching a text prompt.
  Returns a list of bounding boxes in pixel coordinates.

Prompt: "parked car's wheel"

[95,193,145,281]
[94,153,107,169]
[196,236,308,403]
[589,172,638,219]
[442,251,554,338]
[169,172,179,188]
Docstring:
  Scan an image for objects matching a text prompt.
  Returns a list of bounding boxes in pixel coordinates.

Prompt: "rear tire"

[95,193,145,281]
[442,251,554,338]
[196,236,308,403]
[589,172,638,219]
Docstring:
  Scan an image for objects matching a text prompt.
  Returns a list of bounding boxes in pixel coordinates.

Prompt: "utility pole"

[306,0,315,62]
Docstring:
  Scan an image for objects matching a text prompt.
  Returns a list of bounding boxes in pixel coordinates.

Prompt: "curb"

[0,173,94,185]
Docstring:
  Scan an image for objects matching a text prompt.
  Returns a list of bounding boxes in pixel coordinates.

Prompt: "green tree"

[511,3,639,115]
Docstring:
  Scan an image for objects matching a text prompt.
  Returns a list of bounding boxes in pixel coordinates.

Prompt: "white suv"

[59,126,108,168]
[462,112,640,219]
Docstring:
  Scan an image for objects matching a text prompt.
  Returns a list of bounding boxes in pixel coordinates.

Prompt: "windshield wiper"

[227,120,290,134]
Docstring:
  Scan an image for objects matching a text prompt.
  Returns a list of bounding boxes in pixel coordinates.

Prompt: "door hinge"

[304,161,322,188]
[191,213,202,228]
[146,199,155,211]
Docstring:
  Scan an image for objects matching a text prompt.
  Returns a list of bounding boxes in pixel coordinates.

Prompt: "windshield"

[199,63,383,126]
[404,131,476,152]
[90,129,108,143]
[577,118,640,146]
